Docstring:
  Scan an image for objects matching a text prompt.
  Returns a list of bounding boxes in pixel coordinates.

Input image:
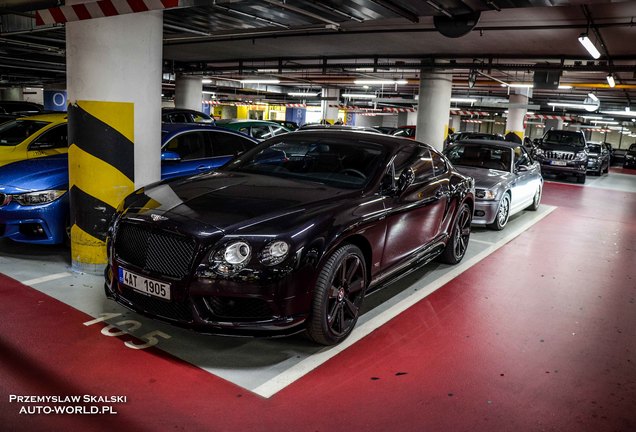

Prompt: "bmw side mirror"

[161,151,181,162]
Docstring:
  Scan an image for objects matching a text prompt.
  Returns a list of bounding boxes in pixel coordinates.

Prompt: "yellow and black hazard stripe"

[68,101,134,267]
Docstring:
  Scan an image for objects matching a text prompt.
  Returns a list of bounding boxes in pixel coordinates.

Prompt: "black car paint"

[105,131,474,337]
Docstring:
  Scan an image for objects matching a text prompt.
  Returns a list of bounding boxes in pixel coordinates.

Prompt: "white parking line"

[22,272,73,286]
[252,205,557,398]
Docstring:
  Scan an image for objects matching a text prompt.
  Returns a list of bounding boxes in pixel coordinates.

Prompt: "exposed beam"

[369,0,419,23]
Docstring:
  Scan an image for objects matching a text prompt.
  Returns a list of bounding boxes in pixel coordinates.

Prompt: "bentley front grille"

[115,222,197,279]
[545,151,575,160]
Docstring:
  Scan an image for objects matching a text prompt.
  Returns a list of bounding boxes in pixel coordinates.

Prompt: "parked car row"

[7,111,632,347]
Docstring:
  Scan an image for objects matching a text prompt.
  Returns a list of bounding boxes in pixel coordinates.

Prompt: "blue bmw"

[0,124,258,244]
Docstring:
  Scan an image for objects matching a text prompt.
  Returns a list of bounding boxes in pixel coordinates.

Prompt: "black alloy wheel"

[307,244,367,345]
[488,193,510,231]
[438,202,472,264]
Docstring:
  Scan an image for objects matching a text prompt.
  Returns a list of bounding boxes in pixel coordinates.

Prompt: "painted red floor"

[1,181,635,432]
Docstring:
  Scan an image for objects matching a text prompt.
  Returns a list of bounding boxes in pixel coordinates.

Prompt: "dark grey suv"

[533,130,589,183]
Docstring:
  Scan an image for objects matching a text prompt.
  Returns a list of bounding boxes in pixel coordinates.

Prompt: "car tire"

[488,193,510,231]
[307,244,367,346]
[527,185,542,211]
[577,174,586,184]
[438,202,472,264]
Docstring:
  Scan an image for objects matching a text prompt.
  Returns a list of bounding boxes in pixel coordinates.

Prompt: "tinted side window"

[163,131,208,160]
[29,124,68,150]
[393,146,435,182]
[251,126,273,140]
[211,132,253,155]
[431,149,448,176]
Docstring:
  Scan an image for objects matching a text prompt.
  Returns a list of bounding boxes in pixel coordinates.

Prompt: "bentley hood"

[122,171,360,235]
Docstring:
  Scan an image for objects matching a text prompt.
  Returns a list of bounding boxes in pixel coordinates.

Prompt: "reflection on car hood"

[452,165,514,190]
[125,171,358,234]
[0,154,68,192]
[540,143,584,152]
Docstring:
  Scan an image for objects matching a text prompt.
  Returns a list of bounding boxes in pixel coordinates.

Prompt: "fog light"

[475,210,485,217]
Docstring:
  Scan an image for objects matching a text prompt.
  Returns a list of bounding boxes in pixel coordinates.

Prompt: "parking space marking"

[22,272,73,286]
[252,205,557,398]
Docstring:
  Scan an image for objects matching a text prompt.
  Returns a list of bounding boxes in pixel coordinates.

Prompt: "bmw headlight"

[259,240,290,266]
[475,189,497,200]
[12,189,66,206]
[209,241,252,276]
[574,151,587,161]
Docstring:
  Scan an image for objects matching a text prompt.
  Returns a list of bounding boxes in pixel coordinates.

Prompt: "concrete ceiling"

[1,0,635,118]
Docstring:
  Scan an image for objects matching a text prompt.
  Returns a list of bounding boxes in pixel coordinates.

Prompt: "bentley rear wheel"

[307,244,368,345]
[438,202,472,264]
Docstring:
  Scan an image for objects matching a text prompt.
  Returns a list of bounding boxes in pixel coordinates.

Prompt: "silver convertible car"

[444,140,543,230]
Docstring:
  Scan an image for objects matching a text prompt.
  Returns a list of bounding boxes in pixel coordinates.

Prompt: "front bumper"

[624,157,636,169]
[0,197,67,244]
[538,160,587,176]
[104,257,314,337]
[471,199,499,225]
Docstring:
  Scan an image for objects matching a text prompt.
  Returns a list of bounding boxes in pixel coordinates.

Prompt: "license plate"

[551,161,567,166]
[118,267,171,300]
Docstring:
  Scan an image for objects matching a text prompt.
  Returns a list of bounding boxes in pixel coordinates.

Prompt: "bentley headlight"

[475,189,497,200]
[260,240,290,266]
[12,189,66,206]
[207,241,252,276]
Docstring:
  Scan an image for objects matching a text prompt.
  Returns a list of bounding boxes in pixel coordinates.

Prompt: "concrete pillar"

[505,91,529,140]
[415,69,452,150]
[175,75,203,112]
[67,5,163,273]
[397,112,409,127]
[321,88,340,124]
[450,115,462,133]
[544,118,563,131]
[1,87,23,100]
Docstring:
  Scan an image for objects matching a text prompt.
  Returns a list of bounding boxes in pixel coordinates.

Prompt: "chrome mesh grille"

[115,222,197,279]
[545,151,575,160]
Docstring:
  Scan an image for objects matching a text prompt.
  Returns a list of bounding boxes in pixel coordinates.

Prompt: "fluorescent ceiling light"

[578,34,601,59]
[600,109,636,117]
[580,115,603,120]
[450,97,477,103]
[587,93,599,102]
[548,102,598,110]
[607,74,616,88]
[354,79,407,85]
[558,85,573,90]
[591,120,619,125]
[343,93,376,99]
[287,92,320,97]
[501,83,533,88]
[240,79,280,84]
[201,79,212,84]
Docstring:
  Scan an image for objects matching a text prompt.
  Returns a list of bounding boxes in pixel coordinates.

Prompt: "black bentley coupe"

[105,130,474,345]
